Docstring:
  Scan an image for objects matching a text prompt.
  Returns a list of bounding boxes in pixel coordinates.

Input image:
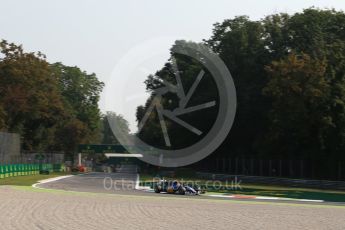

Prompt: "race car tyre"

[154,186,161,193]
[178,187,185,195]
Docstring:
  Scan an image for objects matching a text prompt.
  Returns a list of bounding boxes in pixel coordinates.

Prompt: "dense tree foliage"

[263,53,329,158]
[2,8,345,176]
[136,41,219,149]
[0,40,66,151]
[101,111,130,145]
[51,63,104,154]
[0,40,104,155]
[137,8,345,163]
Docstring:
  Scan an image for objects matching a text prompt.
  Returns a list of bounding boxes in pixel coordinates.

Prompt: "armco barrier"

[0,163,64,179]
[196,172,345,190]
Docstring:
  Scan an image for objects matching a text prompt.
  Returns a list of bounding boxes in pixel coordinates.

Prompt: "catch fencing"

[196,157,345,181]
[0,132,20,163]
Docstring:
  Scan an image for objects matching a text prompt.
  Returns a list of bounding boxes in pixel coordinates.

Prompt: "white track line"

[208,194,324,202]
[32,175,74,189]
[135,174,152,190]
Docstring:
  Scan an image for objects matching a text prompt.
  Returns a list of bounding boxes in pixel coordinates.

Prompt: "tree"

[261,8,345,160]
[101,111,130,145]
[137,8,345,169]
[205,16,270,156]
[0,40,66,151]
[51,63,104,153]
[136,40,219,149]
[263,53,330,158]
[0,40,104,155]
[55,118,89,154]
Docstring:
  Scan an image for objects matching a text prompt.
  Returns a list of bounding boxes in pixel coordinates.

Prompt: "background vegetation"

[0,40,104,159]
[2,8,345,179]
[137,8,345,178]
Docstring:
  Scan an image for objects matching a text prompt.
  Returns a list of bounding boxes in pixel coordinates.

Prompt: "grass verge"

[0,172,72,186]
[140,174,345,202]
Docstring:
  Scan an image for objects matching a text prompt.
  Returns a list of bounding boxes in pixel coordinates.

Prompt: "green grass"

[219,185,345,202]
[0,172,71,186]
[140,174,345,202]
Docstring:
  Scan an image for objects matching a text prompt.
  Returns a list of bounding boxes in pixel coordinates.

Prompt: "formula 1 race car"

[154,180,205,195]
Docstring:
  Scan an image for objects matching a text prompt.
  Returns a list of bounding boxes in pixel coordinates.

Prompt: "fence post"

[289,160,293,178]
[338,162,342,180]
[269,160,272,176]
[250,158,254,175]
[235,158,239,174]
[242,158,246,174]
[228,158,232,173]
[222,158,226,172]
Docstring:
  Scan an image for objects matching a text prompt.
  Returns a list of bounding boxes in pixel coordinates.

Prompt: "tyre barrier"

[0,164,64,179]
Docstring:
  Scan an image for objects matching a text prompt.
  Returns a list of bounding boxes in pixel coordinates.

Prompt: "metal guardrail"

[196,172,345,190]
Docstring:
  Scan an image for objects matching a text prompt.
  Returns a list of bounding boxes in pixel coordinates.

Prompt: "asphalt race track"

[0,169,345,229]
[37,172,142,196]
[0,179,344,229]
[35,169,345,207]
